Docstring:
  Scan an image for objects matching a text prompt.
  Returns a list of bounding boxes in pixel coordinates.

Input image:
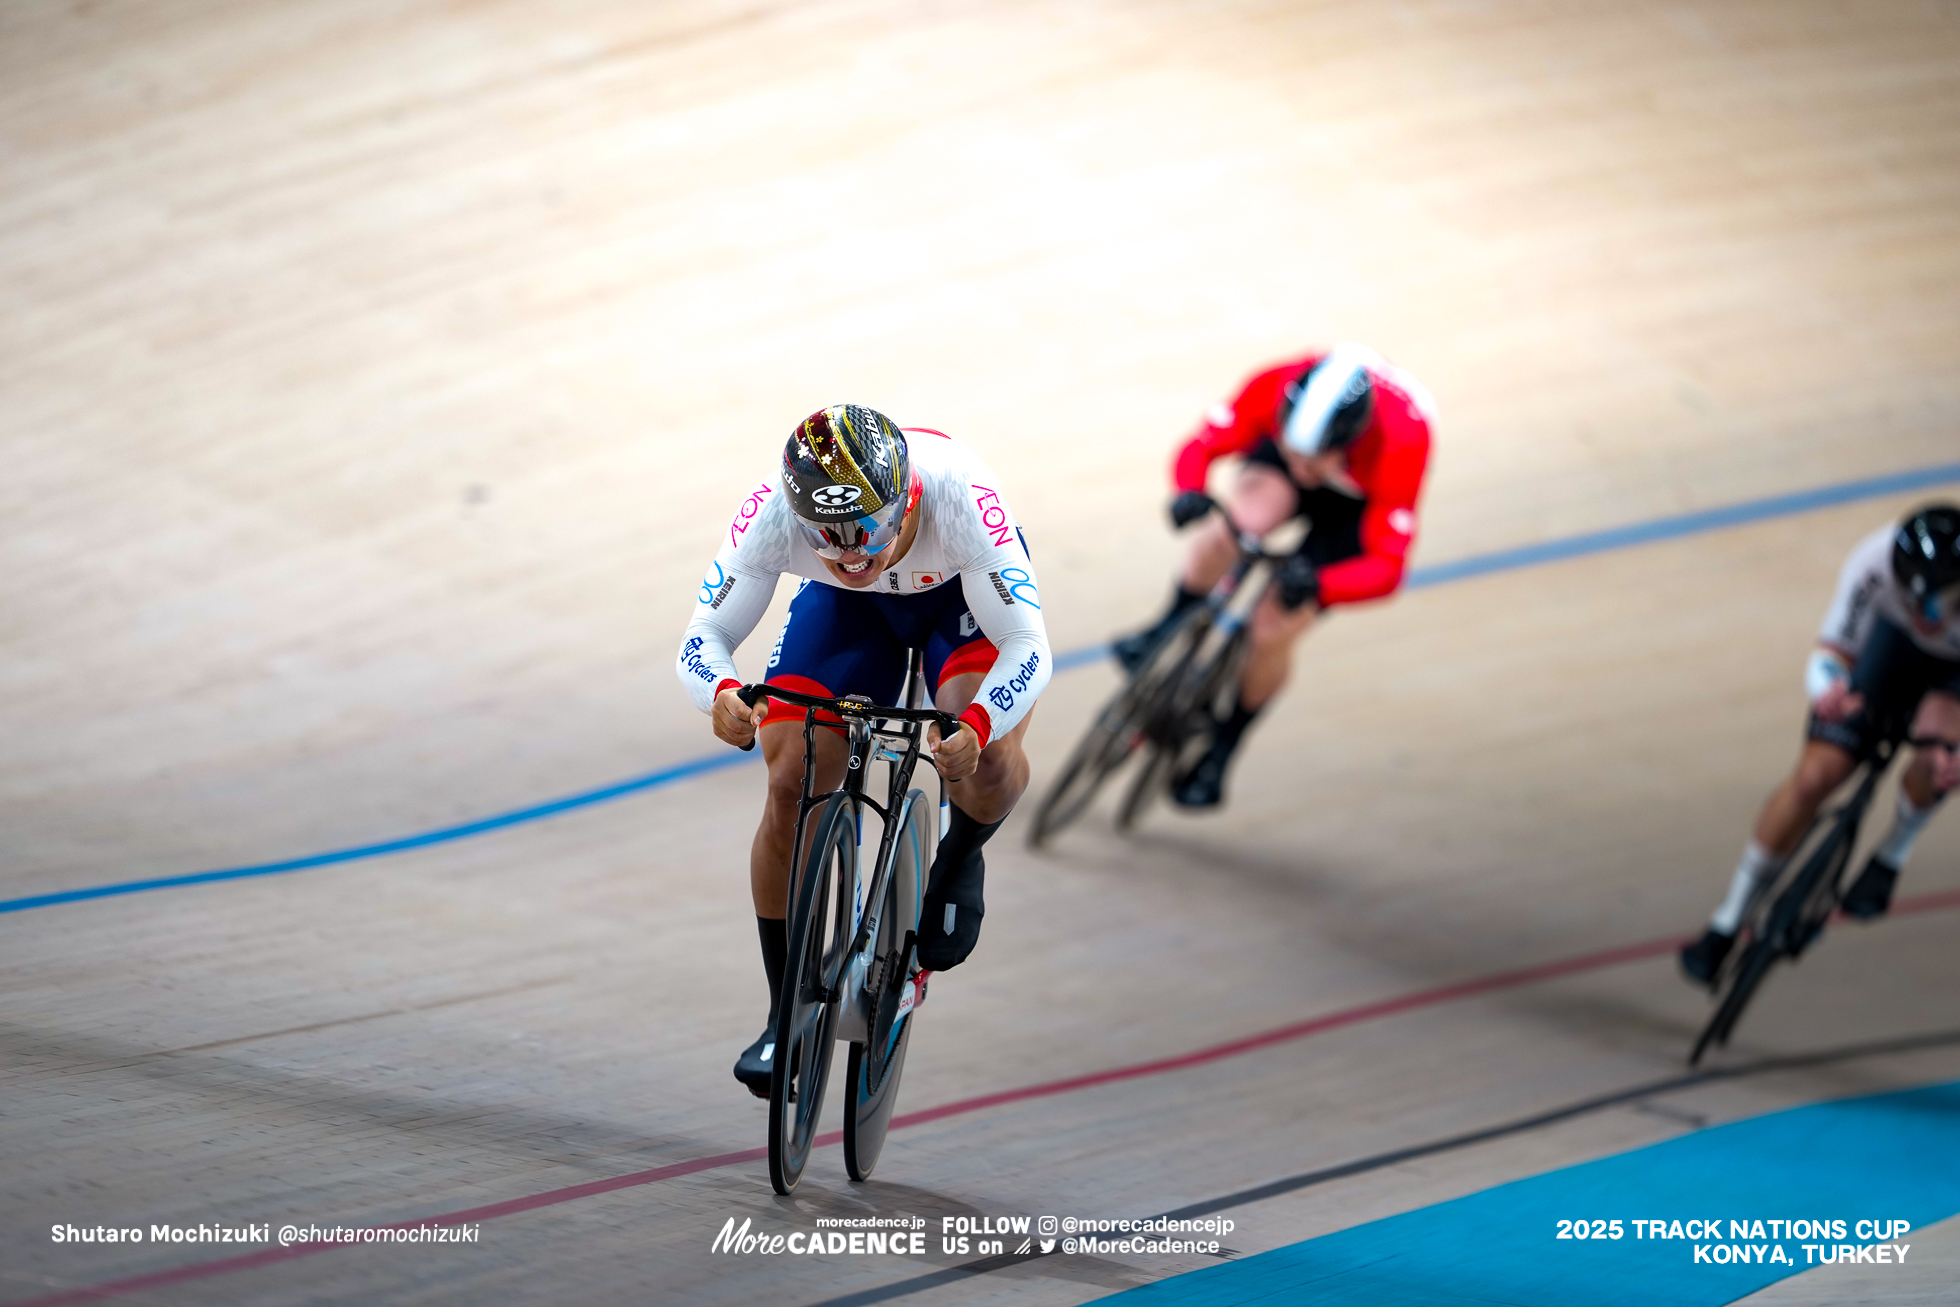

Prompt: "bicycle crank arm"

[836,951,873,1043]
[895,969,929,1024]
[836,906,891,1043]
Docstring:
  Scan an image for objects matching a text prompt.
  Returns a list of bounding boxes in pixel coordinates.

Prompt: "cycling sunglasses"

[1914,581,1960,624]
[794,493,908,560]
[793,472,921,561]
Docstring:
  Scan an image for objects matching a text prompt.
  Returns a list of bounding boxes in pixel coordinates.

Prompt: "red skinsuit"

[1171,352,1433,607]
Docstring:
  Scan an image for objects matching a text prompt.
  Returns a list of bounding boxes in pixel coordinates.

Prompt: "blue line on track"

[1052,642,1112,672]
[0,753,756,915]
[1107,1078,1960,1306]
[1406,461,1960,588]
[6,460,1958,917]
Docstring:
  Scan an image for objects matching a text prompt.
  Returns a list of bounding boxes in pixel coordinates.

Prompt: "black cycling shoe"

[918,859,985,971]
[1110,627,1162,676]
[1678,928,1734,989]
[1171,745,1231,809]
[1840,856,1899,920]
[733,1026,778,1099]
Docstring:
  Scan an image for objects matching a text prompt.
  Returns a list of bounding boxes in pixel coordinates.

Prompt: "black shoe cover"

[1841,857,1899,920]
[918,856,985,971]
[1110,628,1160,675]
[733,1026,777,1098]
[1678,928,1733,989]
[1171,746,1230,809]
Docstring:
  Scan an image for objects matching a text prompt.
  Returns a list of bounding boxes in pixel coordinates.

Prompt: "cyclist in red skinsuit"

[1112,344,1435,807]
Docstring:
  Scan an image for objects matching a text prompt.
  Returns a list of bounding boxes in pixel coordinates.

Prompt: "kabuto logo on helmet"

[812,484,863,509]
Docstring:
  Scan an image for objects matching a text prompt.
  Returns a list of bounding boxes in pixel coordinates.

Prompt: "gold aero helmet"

[782,404,916,559]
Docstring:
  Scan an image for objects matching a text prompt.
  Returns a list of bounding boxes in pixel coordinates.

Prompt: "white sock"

[1710,841,1785,935]
[1874,790,1943,870]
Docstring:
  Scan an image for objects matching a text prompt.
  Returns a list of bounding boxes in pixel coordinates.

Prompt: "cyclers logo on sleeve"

[987,568,1039,609]
[680,636,719,685]
[986,650,1042,714]
[699,562,737,609]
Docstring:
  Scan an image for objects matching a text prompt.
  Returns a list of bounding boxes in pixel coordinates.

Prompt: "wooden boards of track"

[4,1,1960,1304]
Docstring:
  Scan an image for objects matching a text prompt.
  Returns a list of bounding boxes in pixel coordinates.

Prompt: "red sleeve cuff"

[957,703,994,751]
[714,677,743,699]
[1172,435,1211,493]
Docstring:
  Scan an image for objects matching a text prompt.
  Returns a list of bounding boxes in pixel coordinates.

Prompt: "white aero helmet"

[1280,343,1380,456]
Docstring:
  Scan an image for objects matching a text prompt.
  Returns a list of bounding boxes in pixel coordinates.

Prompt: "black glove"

[1169,490,1216,530]
[1277,551,1321,611]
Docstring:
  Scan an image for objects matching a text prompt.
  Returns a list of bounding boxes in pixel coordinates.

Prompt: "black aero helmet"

[782,404,914,559]
[1280,345,1377,456]
[1892,502,1960,622]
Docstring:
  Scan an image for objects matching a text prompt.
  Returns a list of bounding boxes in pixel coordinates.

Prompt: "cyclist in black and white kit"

[678,404,1051,1095]
[1681,504,1960,984]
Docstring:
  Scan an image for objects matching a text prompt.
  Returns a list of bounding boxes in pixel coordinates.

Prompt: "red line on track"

[27,891,1960,1306]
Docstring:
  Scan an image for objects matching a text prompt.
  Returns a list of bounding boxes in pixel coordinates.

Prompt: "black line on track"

[156,975,574,1057]
[801,1026,1960,1307]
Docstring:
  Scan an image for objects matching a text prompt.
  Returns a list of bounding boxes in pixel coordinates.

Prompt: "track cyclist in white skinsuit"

[677,404,1051,1097]
[1680,503,1960,985]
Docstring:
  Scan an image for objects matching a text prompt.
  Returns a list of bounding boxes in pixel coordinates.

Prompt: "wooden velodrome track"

[5,1,1960,1303]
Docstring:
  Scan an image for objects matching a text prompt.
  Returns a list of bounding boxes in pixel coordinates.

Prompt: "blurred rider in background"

[677,405,1049,1096]
[1111,344,1434,808]
[1681,504,1960,985]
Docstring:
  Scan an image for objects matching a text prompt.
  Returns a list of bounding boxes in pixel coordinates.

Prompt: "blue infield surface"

[1109,1078,1960,1306]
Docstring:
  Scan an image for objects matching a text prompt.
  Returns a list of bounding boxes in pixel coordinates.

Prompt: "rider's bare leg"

[1753,739,1859,858]
[1170,581,1318,809]
[753,717,849,917]
[915,670,1035,969]
[932,672,1034,820]
[1169,468,1300,810]
[1682,736,1860,985]
[1241,588,1321,711]
[1871,691,1960,871]
[1118,464,1299,669]
[737,712,851,1092]
[1702,739,1857,935]
[1177,463,1299,595]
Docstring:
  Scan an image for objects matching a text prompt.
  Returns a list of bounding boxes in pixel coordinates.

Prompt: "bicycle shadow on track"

[1025,821,1960,1078]
[0,1015,739,1187]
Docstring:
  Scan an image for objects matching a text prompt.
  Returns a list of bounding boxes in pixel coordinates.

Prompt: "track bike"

[1028,510,1298,845]
[1690,733,1953,1066]
[735,654,957,1193]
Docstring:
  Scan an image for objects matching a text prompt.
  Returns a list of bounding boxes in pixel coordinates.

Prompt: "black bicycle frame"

[1780,733,1956,937]
[740,653,956,973]
[1203,515,1305,635]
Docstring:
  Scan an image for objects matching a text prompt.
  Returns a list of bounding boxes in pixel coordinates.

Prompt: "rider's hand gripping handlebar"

[734,683,767,752]
[1169,489,1216,530]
